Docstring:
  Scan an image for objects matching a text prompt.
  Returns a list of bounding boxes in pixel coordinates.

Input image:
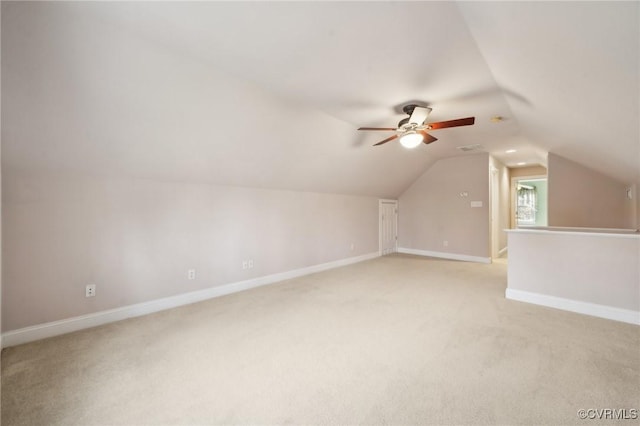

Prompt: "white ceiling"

[2,1,638,198]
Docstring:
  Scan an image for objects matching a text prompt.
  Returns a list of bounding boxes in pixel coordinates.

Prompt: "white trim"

[505,288,640,326]
[2,252,380,348]
[498,246,508,256]
[397,247,491,264]
[506,228,639,238]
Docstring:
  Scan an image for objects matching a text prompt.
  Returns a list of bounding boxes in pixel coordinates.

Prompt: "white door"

[379,200,398,255]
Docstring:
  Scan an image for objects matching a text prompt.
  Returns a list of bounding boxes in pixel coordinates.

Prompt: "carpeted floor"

[2,254,639,425]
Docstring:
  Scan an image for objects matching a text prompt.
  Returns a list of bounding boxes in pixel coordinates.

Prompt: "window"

[517,185,537,225]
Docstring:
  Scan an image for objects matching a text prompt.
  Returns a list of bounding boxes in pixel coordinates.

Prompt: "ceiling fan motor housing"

[402,104,424,115]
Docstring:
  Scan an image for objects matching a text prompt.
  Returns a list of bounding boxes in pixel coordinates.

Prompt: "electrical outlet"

[86,284,96,298]
[443,240,449,247]
[242,260,248,270]
[187,269,196,280]
[248,260,253,269]
[350,242,355,251]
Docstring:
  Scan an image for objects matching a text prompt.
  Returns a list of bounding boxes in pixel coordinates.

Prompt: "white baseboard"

[498,246,508,256]
[397,247,491,264]
[2,252,380,348]
[505,288,640,325]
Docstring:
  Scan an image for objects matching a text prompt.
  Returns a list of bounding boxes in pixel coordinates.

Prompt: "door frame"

[490,165,500,260]
[379,199,398,256]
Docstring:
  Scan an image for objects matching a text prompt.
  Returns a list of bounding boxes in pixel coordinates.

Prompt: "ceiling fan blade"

[428,117,475,130]
[358,127,397,131]
[419,131,438,144]
[373,134,399,146]
[409,106,432,125]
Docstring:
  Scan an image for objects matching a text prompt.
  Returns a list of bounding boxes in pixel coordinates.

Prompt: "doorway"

[511,176,548,227]
[379,199,398,255]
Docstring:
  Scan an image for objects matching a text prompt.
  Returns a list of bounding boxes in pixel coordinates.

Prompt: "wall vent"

[456,144,484,152]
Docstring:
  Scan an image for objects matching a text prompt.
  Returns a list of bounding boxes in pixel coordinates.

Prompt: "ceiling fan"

[358,104,475,148]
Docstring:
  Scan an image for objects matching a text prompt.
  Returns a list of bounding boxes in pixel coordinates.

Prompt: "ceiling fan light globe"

[399,131,423,148]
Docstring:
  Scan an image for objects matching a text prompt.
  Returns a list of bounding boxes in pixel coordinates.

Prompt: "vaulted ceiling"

[2,1,638,198]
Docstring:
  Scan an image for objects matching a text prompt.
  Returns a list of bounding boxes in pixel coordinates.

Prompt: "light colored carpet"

[2,254,639,425]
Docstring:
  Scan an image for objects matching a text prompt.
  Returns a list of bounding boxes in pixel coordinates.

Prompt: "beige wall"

[507,229,639,317]
[509,165,547,178]
[398,153,490,258]
[547,153,633,228]
[2,172,379,331]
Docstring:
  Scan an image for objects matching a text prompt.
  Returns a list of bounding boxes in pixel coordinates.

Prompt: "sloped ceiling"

[2,1,638,199]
